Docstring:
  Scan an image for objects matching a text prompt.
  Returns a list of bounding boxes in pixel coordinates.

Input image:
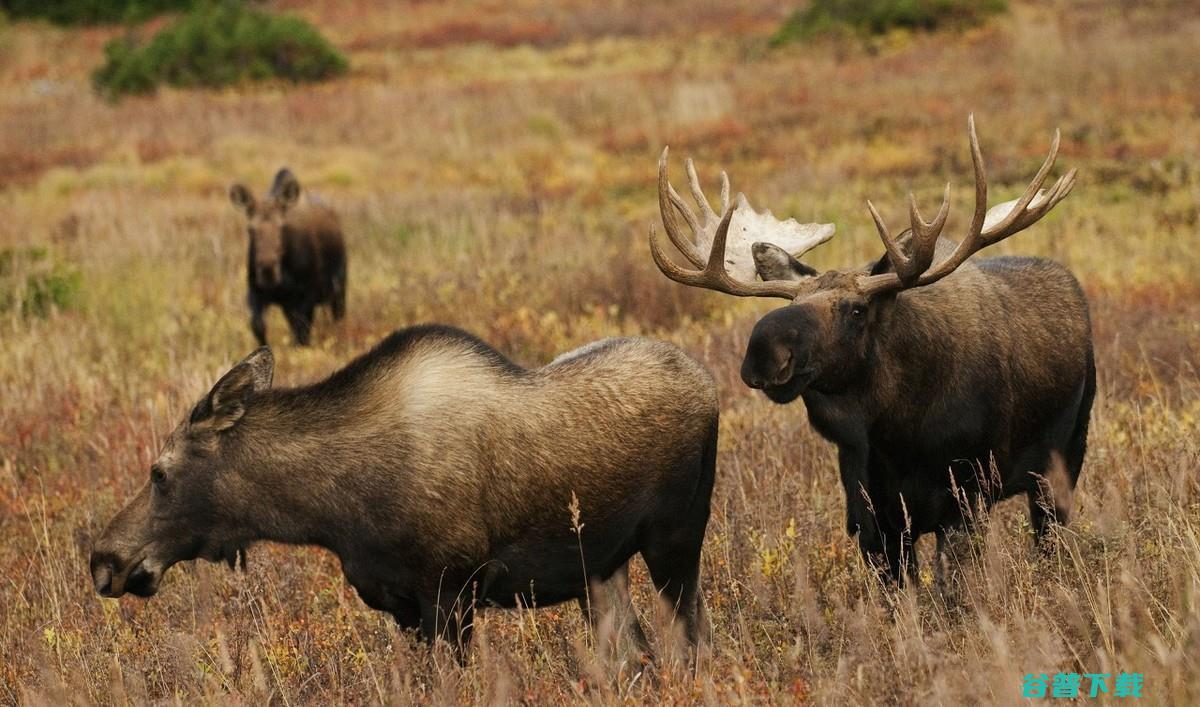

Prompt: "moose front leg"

[578,563,652,662]
[391,598,422,634]
[349,576,423,635]
[419,595,475,662]
[838,444,916,583]
[248,294,267,346]
[284,302,315,346]
[838,444,878,549]
[872,524,918,586]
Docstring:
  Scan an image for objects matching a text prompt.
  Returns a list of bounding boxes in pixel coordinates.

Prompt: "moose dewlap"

[90,326,719,655]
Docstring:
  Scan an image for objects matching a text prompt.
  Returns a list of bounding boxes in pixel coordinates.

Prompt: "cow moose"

[90,325,718,658]
[650,116,1094,583]
[229,168,346,346]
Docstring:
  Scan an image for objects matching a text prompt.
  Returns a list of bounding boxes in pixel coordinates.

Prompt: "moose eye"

[150,466,166,485]
[850,304,867,318]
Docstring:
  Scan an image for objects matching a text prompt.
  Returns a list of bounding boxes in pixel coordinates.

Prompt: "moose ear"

[752,242,819,282]
[868,254,894,276]
[869,230,956,276]
[196,348,274,432]
[271,168,301,209]
[229,184,256,215]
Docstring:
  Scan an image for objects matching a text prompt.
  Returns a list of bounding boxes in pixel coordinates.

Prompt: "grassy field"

[2,0,1199,703]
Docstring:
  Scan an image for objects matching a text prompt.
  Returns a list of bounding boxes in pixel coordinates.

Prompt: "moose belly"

[473,528,641,608]
[869,438,1008,534]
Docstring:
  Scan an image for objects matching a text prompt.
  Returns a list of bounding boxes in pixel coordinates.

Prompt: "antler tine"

[685,158,718,219]
[966,113,989,237]
[705,203,735,272]
[904,182,950,281]
[867,199,915,279]
[658,147,707,268]
[666,180,709,265]
[719,171,730,215]
[1013,166,1077,230]
[1047,167,1077,204]
[867,178,949,286]
[649,224,704,285]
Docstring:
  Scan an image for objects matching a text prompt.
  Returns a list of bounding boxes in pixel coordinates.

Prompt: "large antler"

[858,115,1077,297]
[650,147,832,300]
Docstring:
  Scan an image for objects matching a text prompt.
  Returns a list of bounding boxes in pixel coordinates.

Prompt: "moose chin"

[650,115,1094,584]
[91,325,719,660]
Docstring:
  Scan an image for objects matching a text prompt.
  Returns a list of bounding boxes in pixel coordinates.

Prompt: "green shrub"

[0,0,196,25]
[0,247,82,318]
[92,1,347,99]
[771,0,1007,45]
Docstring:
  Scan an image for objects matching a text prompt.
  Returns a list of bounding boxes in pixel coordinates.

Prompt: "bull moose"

[229,168,346,346]
[650,116,1093,583]
[90,325,718,656]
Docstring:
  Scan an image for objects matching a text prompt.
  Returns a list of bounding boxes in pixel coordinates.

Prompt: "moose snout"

[92,562,114,596]
[90,550,158,598]
[256,264,282,287]
[741,350,795,389]
[90,552,121,597]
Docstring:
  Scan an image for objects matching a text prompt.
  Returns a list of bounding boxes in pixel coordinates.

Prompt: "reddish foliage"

[0,146,102,188]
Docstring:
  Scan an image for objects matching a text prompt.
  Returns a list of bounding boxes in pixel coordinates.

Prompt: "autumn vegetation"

[92,2,347,99]
[1,0,1199,703]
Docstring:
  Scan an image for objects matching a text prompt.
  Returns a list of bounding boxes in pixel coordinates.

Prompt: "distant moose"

[229,168,347,346]
[651,116,1093,583]
[91,326,718,657]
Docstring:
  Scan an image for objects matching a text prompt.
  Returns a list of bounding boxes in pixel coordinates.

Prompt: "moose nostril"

[775,353,794,382]
[93,564,113,595]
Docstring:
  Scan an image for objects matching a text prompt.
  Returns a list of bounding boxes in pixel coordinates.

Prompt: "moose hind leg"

[1029,360,1092,547]
[1028,450,1075,547]
[330,269,347,321]
[640,525,708,651]
[639,423,716,655]
[578,563,651,662]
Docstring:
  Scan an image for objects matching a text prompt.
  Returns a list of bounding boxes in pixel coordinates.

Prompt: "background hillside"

[2,0,1199,703]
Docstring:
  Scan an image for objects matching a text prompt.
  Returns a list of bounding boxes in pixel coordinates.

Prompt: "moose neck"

[218,389,407,556]
[866,287,971,410]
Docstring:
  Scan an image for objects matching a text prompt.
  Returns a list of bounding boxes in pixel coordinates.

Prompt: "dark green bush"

[0,0,195,25]
[771,0,1007,45]
[0,247,82,318]
[92,1,347,99]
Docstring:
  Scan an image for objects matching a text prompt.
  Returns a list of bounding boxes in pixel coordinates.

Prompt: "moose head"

[230,169,303,289]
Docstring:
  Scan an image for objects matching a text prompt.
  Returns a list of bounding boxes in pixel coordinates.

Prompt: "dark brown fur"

[229,168,346,346]
[742,240,1095,582]
[90,326,718,657]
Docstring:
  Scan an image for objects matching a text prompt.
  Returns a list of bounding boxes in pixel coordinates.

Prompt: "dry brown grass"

[2,1,1199,703]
